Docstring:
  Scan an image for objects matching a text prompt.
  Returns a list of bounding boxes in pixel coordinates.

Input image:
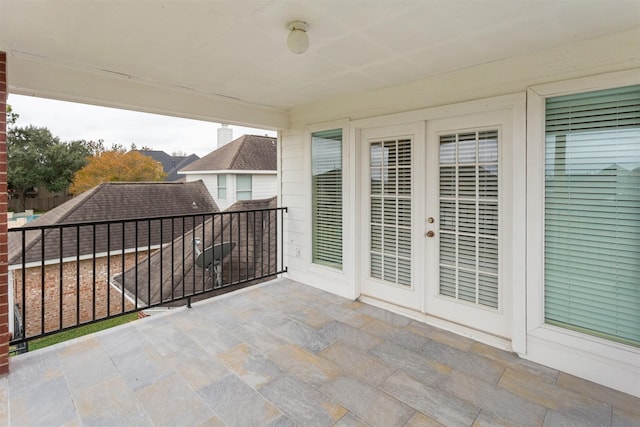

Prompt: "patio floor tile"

[57,336,118,391]
[162,345,230,391]
[259,374,348,427]
[319,320,383,352]
[216,342,283,389]
[333,412,370,427]
[498,367,612,426]
[5,278,639,426]
[74,376,151,427]
[10,375,79,427]
[197,373,282,426]
[135,374,214,427]
[321,375,415,427]
[267,344,341,386]
[319,342,394,386]
[405,411,445,427]
[381,371,480,426]
[613,408,640,427]
[555,372,640,417]
[441,369,547,426]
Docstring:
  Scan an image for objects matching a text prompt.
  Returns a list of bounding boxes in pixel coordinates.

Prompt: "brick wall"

[12,252,144,337]
[0,51,9,374]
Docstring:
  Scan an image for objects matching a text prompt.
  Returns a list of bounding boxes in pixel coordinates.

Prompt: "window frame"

[310,127,344,270]
[236,174,252,201]
[526,70,640,353]
[217,174,227,200]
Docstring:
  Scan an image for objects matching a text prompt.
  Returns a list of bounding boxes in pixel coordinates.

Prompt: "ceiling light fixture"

[287,20,309,54]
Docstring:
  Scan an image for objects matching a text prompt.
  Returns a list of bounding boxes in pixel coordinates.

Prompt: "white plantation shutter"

[438,131,499,308]
[369,138,412,286]
[544,84,640,346]
[312,129,343,268]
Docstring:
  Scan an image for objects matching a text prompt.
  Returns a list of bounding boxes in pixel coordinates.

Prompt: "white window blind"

[544,84,640,347]
[217,174,227,199]
[369,138,411,286]
[236,175,252,200]
[439,131,499,308]
[312,129,343,268]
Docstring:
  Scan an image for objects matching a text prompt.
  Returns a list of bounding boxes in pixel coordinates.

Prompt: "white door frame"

[351,93,526,350]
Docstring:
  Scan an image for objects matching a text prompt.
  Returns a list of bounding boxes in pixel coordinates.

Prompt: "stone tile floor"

[1,278,638,426]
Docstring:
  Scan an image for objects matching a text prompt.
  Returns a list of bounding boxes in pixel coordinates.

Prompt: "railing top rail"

[8,206,288,233]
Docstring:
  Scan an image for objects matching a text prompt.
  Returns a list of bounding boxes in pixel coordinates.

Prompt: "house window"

[544,84,640,347]
[311,128,342,268]
[236,175,252,200]
[217,174,227,199]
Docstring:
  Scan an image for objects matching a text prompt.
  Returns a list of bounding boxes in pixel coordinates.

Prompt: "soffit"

[1,1,638,126]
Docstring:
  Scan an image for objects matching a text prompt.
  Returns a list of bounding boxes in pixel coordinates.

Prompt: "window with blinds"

[544,84,640,347]
[217,174,227,199]
[438,130,499,308]
[312,129,343,268]
[369,138,412,286]
[236,175,252,200]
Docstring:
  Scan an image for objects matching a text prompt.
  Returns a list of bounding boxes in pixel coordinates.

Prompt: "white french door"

[360,111,511,338]
[360,123,423,310]
[359,111,511,339]
[425,112,510,338]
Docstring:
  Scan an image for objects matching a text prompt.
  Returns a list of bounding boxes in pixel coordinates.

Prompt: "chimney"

[217,124,233,148]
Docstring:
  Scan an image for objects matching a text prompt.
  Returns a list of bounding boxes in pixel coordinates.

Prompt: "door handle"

[425,230,435,238]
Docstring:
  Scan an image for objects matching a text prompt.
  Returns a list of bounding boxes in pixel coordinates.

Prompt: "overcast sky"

[7,94,276,157]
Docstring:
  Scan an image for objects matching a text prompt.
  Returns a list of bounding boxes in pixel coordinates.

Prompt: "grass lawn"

[23,312,138,353]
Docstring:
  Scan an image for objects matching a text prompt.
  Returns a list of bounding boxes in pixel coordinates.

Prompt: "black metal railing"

[8,206,287,348]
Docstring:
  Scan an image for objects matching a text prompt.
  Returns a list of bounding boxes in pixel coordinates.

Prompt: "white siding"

[185,172,276,211]
[279,30,640,397]
[251,174,277,200]
[184,174,220,207]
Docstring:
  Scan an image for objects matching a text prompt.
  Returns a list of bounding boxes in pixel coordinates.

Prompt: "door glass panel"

[369,138,412,287]
[438,130,499,309]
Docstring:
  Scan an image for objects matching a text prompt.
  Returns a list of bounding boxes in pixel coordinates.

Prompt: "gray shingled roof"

[8,181,219,266]
[134,150,200,181]
[112,197,278,306]
[179,135,276,172]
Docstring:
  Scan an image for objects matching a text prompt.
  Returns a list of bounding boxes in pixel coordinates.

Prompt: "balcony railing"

[8,206,287,350]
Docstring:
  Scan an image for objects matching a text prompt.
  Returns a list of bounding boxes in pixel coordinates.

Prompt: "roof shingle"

[112,197,278,306]
[179,135,276,172]
[9,181,219,265]
[133,151,200,181]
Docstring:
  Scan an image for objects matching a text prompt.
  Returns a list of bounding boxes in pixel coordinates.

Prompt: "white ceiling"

[1,0,639,123]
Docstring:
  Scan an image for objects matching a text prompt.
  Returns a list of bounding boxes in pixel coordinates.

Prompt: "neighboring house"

[8,181,219,337]
[179,135,277,210]
[1,2,639,398]
[134,150,200,181]
[112,197,278,308]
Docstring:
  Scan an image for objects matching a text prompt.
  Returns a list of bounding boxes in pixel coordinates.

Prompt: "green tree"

[8,126,92,211]
[6,104,19,126]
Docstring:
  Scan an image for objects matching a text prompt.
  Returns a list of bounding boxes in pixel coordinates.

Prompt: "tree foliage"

[6,104,19,125]
[8,126,93,211]
[70,150,166,194]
